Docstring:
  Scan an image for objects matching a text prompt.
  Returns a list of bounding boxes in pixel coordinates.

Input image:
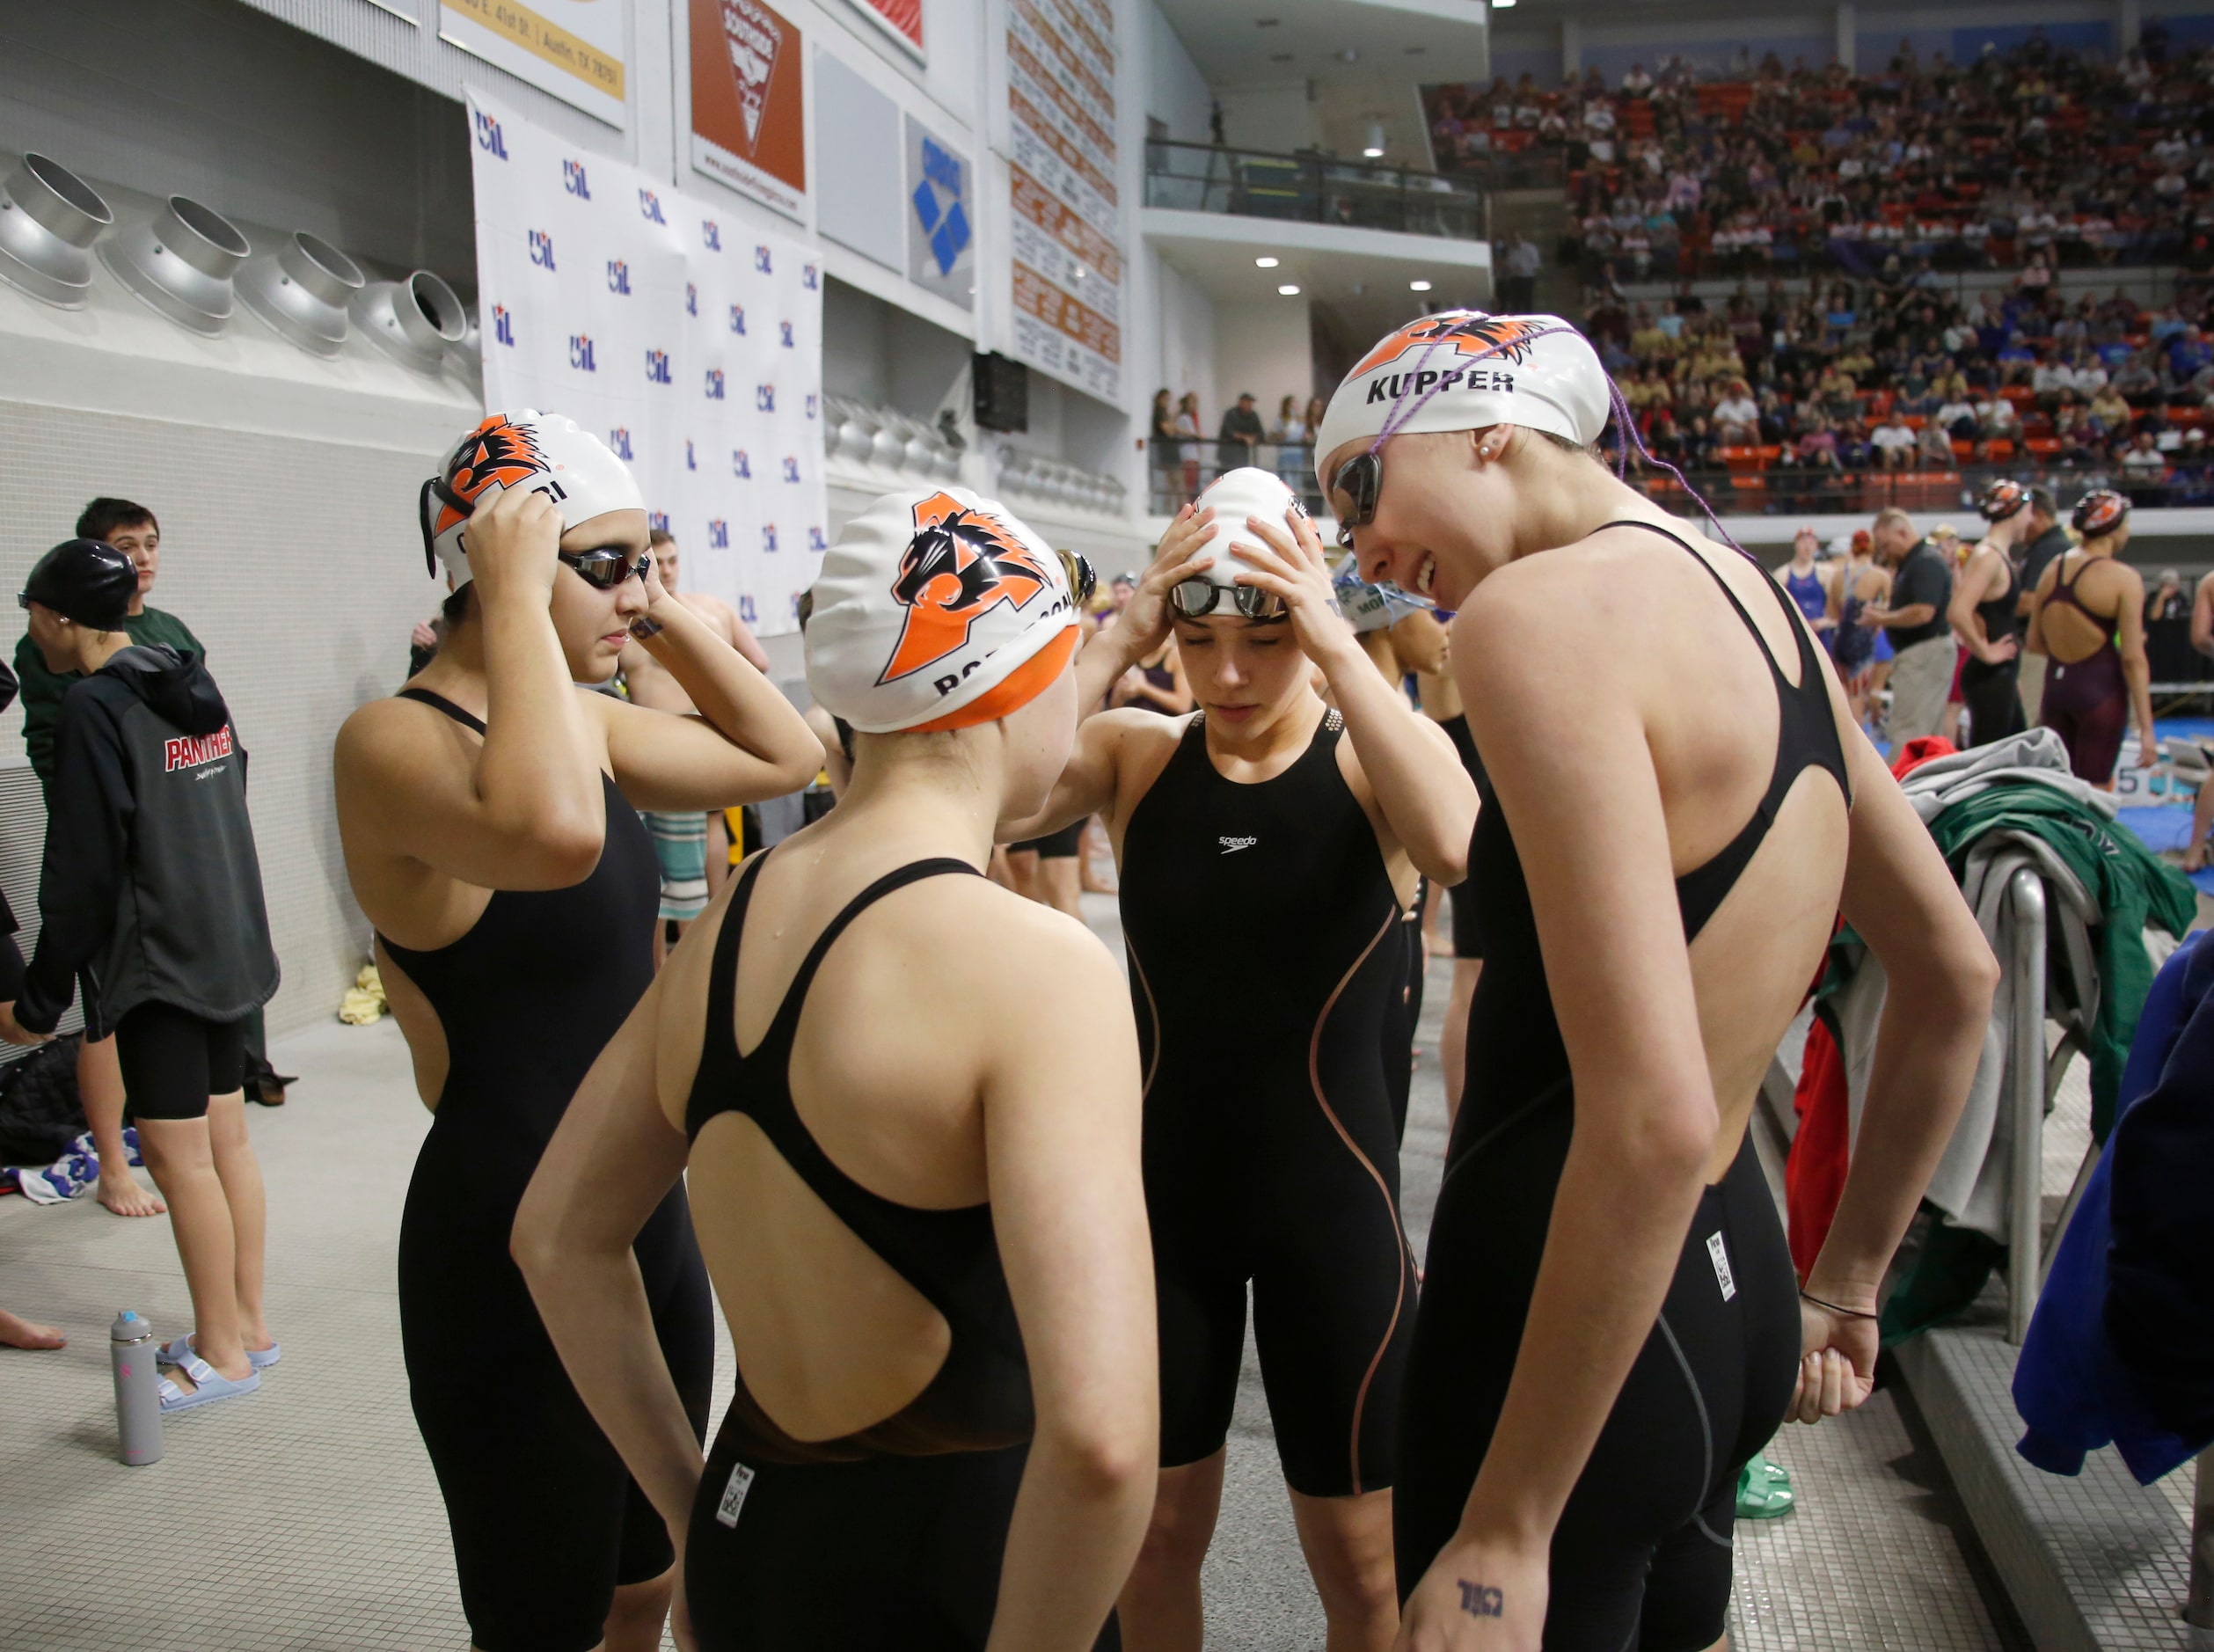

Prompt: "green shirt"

[15,605,204,783]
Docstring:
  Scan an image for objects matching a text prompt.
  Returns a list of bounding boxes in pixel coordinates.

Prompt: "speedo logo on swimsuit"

[164,727,234,772]
[1218,836,1258,854]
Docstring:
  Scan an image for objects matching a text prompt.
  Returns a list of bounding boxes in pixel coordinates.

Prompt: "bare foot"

[96,1173,166,1217]
[0,1308,65,1349]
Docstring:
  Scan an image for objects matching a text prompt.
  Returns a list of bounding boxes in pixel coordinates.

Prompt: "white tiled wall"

[0,400,445,1035]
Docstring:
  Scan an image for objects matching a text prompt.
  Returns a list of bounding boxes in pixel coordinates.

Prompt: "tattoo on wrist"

[1458,1581,1505,1619]
[628,614,665,640]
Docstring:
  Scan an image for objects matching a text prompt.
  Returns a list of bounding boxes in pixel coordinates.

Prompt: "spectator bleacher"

[1426,33,2214,515]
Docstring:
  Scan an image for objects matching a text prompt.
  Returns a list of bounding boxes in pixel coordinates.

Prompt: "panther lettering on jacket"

[164,727,234,772]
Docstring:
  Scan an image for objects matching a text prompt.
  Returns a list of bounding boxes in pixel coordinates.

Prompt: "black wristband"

[1800,1290,1879,1321]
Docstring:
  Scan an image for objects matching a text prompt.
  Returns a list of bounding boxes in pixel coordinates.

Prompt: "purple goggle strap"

[1362,314,1750,560]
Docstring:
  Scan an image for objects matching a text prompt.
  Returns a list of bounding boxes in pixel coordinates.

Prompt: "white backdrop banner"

[467,90,826,636]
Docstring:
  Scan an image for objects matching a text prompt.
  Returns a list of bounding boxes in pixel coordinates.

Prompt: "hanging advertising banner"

[843,0,924,62]
[690,0,809,223]
[906,115,974,310]
[1004,0,1122,403]
[439,0,629,129]
[466,91,825,635]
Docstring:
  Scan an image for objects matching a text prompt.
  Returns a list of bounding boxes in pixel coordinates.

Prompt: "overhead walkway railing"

[1143,139,1487,241]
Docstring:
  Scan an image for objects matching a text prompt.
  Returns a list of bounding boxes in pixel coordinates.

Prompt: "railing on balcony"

[1143,139,1487,241]
[1146,440,1329,519]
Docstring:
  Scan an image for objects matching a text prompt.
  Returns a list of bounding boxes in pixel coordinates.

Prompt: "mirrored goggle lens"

[559,550,648,589]
[1169,579,1285,620]
[1329,453,1383,527]
[1056,549,1097,607]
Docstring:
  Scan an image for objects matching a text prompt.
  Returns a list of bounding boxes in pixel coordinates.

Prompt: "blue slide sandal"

[162,1332,280,1371]
[156,1351,260,1413]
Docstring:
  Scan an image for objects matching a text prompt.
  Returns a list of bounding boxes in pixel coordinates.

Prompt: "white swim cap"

[1313,311,1610,484]
[1189,468,1306,588]
[420,411,645,582]
[805,487,1082,735]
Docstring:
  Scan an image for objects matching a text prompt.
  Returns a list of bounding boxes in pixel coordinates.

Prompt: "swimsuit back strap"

[397,686,487,735]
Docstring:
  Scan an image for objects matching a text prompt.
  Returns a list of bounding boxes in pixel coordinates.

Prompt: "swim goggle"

[557,547,653,588]
[1326,452,1385,551]
[1168,579,1287,620]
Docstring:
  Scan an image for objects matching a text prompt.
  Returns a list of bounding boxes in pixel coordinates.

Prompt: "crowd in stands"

[1425,27,2214,282]
[1584,261,2214,510]
[1148,388,1327,509]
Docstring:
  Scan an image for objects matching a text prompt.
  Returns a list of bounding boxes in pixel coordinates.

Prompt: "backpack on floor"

[0,1034,87,1166]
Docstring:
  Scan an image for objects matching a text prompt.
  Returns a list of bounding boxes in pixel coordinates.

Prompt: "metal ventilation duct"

[352,270,466,372]
[99,195,251,335]
[238,231,365,357]
[0,153,113,309]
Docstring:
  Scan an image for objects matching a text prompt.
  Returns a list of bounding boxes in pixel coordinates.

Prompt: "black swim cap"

[22,538,135,631]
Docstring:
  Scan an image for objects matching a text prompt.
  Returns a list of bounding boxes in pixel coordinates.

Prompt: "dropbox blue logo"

[911,135,970,277]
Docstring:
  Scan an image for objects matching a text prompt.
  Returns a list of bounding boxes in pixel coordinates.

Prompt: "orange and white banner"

[842,0,923,61]
[1004,0,1121,402]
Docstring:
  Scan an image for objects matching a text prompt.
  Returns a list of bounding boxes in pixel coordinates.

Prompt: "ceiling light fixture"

[1278,283,1301,296]
[1409,280,1433,292]
[1491,0,1516,9]
[1255,256,1279,267]
[1363,119,1387,158]
[1339,48,1360,64]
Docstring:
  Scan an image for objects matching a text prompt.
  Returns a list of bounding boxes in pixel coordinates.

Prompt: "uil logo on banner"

[741,595,759,625]
[646,349,673,385]
[805,393,819,420]
[568,334,596,372]
[702,220,722,252]
[529,230,556,270]
[609,427,633,460]
[732,450,752,479]
[607,259,632,296]
[803,264,819,290]
[493,304,515,347]
[686,282,698,318]
[639,188,667,225]
[808,525,829,552]
[762,523,778,553]
[649,510,671,536]
[755,245,773,274]
[779,321,794,348]
[685,440,698,471]
[705,369,726,401]
[756,384,775,413]
[782,457,800,483]
[473,111,508,158]
[707,519,729,549]
[562,158,590,198]
[728,303,747,336]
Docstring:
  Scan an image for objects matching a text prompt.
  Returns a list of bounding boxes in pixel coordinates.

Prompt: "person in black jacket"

[0,649,62,1354]
[0,539,281,1410]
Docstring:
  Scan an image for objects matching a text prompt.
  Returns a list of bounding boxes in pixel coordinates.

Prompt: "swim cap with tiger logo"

[419,410,645,581]
[806,487,1080,734]
[1314,310,1610,487]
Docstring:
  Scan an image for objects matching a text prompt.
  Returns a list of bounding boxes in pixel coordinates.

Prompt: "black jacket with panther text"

[17,646,278,1035]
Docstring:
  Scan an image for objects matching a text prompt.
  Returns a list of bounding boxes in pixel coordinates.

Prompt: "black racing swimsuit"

[1438,712,1492,961]
[1961,551,2026,748]
[1119,708,1415,1498]
[679,851,1055,1652]
[382,689,713,1652]
[1395,523,1851,1652]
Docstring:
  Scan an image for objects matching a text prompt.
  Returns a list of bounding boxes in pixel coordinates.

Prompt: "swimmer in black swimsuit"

[1319,310,1995,1650]
[2027,488,2156,786]
[336,413,824,1652]
[515,486,1156,1652]
[1005,467,1479,1649]
[1947,479,2036,749]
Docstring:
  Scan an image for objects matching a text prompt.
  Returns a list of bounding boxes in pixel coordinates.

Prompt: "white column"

[2120,0,2142,52]
[1836,2,1857,72]
[1562,18,1582,79]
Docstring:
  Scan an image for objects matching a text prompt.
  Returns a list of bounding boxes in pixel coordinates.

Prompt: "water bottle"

[110,1311,163,1466]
